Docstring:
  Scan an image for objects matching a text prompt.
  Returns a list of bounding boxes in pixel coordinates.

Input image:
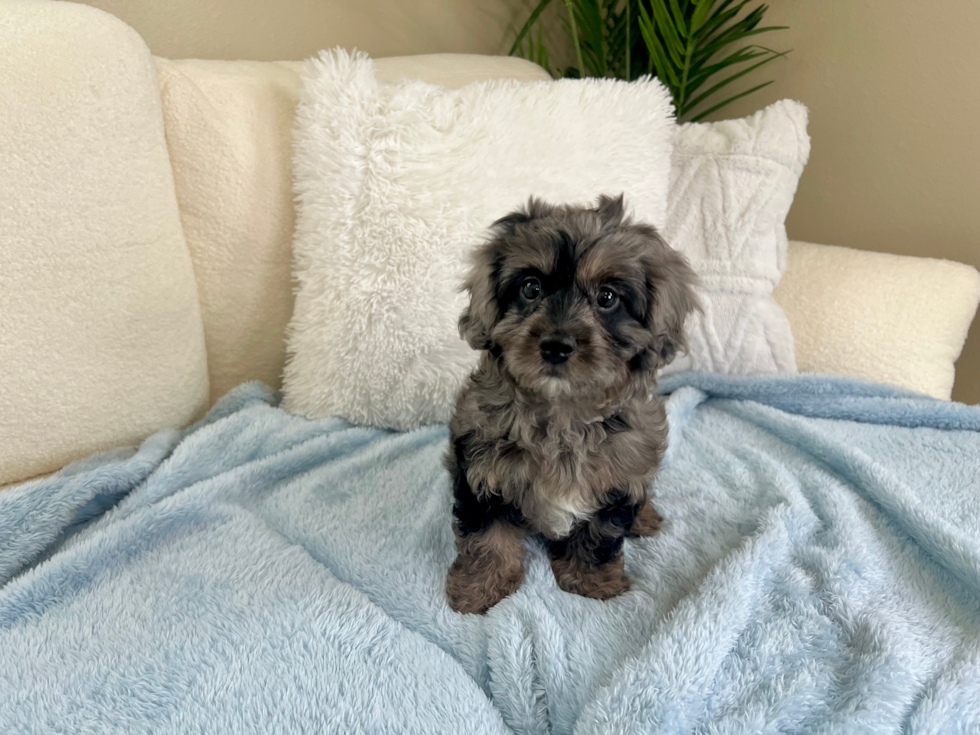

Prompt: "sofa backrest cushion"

[775,241,980,400]
[0,2,209,486]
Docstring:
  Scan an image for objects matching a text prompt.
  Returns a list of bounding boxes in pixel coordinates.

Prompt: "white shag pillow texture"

[284,50,675,429]
[661,100,810,376]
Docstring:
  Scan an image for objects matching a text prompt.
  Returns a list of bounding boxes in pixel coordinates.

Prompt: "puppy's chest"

[530,450,599,537]
[500,424,615,538]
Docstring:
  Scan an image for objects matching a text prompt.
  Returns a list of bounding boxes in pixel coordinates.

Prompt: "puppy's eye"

[522,277,541,301]
[596,287,618,310]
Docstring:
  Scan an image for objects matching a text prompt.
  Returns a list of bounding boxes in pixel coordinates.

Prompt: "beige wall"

[709,1,980,404]
[72,0,527,60]
[73,0,980,402]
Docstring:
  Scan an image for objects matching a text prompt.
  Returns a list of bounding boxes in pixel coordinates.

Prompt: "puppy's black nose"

[540,333,576,364]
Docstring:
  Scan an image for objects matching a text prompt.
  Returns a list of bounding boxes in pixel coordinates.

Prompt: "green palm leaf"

[698,23,788,61]
[509,0,790,121]
[666,0,688,37]
[684,45,773,96]
[690,80,773,121]
[681,48,788,116]
[637,2,680,89]
[694,0,754,47]
[689,0,714,35]
[648,0,686,67]
[508,0,554,57]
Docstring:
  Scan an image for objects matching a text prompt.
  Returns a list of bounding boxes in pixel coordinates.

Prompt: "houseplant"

[510,0,789,121]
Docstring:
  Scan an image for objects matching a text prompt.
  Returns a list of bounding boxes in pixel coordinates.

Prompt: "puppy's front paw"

[627,499,663,537]
[446,553,524,614]
[551,554,631,600]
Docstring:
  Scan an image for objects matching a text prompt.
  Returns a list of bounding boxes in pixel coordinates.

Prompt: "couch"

[2,1,978,488]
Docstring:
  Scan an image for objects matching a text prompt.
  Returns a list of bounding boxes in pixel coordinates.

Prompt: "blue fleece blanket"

[1,374,979,734]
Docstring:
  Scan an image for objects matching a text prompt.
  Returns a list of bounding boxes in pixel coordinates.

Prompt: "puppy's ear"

[458,242,501,350]
[459,198,554,350]
[594,193,626,230]
[639,226,701,368]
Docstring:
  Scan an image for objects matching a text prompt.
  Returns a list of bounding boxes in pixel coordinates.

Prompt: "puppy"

[445,194,699,614]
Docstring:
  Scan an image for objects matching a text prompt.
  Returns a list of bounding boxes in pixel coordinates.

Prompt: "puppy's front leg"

[447,521,527,614]
[547,490,642,600]
[446,447,527,614]
[625,495,663,538]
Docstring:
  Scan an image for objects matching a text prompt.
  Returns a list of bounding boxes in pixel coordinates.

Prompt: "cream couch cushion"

[156,54,550,403]
[774,241,980,399]
[0,2,209,486]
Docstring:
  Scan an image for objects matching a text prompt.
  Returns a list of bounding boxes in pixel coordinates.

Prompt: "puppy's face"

[460,195,699,398]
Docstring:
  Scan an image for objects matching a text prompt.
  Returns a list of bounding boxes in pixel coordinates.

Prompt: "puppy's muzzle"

[540,333,576,364]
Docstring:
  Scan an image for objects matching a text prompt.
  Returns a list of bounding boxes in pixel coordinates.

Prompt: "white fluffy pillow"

[284,50,675,429]
[661,100,810,376]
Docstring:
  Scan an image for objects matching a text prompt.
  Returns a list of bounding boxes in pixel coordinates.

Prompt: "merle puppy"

[445,194,699,614]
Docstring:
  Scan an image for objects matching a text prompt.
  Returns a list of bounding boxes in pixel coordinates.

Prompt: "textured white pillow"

[284,49,675,429]
[662,100,810,375]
